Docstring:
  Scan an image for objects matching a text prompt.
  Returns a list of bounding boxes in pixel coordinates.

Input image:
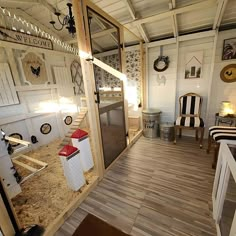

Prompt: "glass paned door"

[87,7,127,168]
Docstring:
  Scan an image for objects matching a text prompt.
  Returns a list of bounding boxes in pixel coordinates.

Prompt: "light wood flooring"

[55,136,216,236]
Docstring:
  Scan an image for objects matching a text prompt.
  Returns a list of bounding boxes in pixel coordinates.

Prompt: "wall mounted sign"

[0,28,53,50]
[21,52,48,85]
[220,64,236,83]
[222,38,236,60]
[40,123,52,135]
[185,51,203,79]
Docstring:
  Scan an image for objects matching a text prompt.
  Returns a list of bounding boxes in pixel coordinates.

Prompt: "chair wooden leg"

[212,143,220,169]
[174,126,177,144]
[207,134,212,154]
[199,127,204,149]
[179,128,182,138]
[195,129,199,141]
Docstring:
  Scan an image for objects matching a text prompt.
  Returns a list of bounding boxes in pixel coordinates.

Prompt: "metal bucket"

[160,123,174,141]
[142,109,161,138]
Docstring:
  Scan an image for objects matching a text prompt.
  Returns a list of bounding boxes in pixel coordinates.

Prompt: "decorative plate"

[220,64,236,83]
[8,133,23,147]
[40,123,52,135]
[64,116,73,125]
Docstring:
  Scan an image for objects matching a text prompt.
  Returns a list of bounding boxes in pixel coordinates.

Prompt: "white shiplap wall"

[0,46,80,150]
[207,29,236,127]
[147,29,236,136]
[177,37,214,121]
[148,43,178,123]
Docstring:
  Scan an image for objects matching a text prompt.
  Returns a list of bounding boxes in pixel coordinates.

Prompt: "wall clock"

[220,64,236,83]
[64,116,73,125]
[40,123,52,135]
[8,133,23,147]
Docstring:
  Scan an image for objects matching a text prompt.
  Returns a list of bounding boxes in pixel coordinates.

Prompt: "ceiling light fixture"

[49,3,76,37]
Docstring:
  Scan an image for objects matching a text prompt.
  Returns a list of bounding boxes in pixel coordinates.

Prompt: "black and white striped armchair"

[174,93,204,148]
[207,126,236,168]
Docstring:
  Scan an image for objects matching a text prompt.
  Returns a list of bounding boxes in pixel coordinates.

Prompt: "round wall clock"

[40,123,52,135]
[64,116,73,125]
[9,133,23,147]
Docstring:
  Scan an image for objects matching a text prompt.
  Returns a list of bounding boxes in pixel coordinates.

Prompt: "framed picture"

[222,38,236,60]
[185,51,203,79]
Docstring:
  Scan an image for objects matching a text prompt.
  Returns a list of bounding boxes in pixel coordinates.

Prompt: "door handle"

[94,91,100,104]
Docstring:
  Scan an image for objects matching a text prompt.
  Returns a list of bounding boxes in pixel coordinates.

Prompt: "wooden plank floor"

[55,136,216,236]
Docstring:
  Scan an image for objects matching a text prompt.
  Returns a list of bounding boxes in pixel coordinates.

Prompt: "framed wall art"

[184,51,203,79]
[222,38,236,60]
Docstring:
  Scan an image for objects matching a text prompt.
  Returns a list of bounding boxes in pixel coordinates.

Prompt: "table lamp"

[219,101,234,117]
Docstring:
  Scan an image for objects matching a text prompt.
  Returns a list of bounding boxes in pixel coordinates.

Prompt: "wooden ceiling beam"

[123,0,136,19]
[0,0,40,4]
[125,0,215,27]
[92,15,118,44]
[136,24,149,43]
[92,41,103,52]
[213,0,229,30]
[169,0,178,38]
[171,0,176,9]
[123,0,149,42]
[171,14,178,37]
[91,28,117,39]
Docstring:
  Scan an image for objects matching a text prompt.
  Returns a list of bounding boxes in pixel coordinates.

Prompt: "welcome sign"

[0,28,53,50]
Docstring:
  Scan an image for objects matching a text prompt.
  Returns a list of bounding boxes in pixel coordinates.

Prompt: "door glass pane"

[87,7,127,168]
[219,172,236,236]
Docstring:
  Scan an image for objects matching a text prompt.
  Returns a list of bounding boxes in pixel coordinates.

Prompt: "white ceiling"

[0,0,235,52]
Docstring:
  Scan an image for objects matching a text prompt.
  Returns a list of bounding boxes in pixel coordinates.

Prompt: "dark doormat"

[72,214,130,236]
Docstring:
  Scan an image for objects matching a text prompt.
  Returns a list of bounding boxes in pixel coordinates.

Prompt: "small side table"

[215,113,236,127]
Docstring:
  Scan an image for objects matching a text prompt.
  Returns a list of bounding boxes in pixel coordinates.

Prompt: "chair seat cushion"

[175,117,204,127]
[208,126,236,142]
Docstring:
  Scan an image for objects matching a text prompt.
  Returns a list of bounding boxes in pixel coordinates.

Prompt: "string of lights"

[0,7,79,55]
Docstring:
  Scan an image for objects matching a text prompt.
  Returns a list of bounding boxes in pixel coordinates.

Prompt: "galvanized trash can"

[160,123,174,141]
[142,109,161,138]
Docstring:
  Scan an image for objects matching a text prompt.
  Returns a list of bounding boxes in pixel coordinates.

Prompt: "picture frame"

[222,38,236,60]
[184,51,203,79]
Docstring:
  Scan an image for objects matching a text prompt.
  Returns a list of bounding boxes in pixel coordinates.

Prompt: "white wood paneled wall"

[0,63,19,107]
[0,44,79,150]
[208,29,236,127]
[54,66,74,98]
[146,29,236,136]
[148,43,178,123]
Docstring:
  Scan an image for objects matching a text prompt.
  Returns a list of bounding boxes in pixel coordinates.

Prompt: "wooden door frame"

[73,0,128,178]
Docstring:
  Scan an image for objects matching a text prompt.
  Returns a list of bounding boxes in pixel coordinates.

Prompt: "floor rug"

[72,213,130,236]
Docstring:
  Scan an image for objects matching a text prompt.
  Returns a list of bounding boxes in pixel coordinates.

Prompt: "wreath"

[153,56,169,72]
